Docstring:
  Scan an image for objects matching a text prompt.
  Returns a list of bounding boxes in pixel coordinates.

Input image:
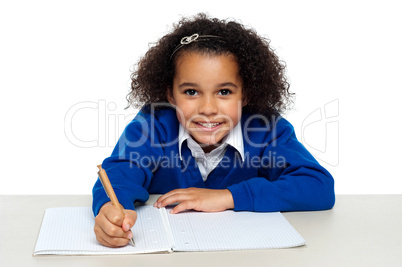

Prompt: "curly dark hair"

[128,13,293,116]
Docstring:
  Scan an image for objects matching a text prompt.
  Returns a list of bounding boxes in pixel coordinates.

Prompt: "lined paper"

[34,206,305,255]
[34,206,172,255]
[167,209,305,251]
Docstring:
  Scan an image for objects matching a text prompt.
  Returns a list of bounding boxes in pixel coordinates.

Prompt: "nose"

[198,95,218,116]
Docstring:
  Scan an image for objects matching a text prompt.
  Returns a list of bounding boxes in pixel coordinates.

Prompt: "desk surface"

[1,195,401,267]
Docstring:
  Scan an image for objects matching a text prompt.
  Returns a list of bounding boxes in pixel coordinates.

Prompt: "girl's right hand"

[94,201,137,248]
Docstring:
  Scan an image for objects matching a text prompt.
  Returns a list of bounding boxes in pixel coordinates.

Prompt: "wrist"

[223,189,234,210]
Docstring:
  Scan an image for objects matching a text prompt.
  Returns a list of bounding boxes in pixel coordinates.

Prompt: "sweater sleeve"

[227,118,335,212]
[92,111,165,216]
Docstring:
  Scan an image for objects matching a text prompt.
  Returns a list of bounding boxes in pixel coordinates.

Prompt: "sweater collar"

[178,122,244,161]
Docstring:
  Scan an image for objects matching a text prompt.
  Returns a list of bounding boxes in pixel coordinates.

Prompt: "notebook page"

[166,209,305,251]
[34,206,172,255]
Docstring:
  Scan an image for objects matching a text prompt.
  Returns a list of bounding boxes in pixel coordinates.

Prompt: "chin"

[194,135,223,146]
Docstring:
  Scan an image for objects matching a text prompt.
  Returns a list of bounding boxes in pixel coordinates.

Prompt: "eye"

[185,89,198,96]
[218,89,231,96]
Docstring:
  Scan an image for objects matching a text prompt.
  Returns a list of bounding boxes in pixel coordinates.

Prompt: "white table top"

[1,194,401,267]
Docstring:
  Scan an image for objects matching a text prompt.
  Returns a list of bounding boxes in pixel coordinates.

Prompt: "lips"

[193,121,224,131]
[196,122,221,128]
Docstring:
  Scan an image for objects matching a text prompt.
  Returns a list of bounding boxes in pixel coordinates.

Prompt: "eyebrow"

[178,82,239,88]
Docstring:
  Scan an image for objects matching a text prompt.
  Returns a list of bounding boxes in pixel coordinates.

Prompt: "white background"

[1,0,401,195]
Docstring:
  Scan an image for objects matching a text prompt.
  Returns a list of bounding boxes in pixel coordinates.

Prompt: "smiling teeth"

[198,122,220,128]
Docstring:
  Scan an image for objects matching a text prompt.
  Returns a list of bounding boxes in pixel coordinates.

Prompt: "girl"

[93,13,335,248]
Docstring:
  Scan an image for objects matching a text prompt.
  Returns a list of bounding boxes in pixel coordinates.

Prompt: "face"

[168,52,246,152]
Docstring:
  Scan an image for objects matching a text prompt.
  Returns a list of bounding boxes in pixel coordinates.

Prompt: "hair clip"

[180,33,200,44]
[170,33,222,60]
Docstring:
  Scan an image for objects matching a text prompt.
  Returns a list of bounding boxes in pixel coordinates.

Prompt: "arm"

[154,188,234,214]
[155,117,334,213]
[228,117,335,212]
[92,110,167,247]
[92,110,166,216]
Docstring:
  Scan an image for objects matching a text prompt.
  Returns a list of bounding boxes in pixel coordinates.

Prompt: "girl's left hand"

[153,188,234,214]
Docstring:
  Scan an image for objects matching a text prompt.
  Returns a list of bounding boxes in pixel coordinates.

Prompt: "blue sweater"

[92,108,335,215]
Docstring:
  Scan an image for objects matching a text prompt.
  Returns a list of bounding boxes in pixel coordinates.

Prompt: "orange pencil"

[97,164,135,246]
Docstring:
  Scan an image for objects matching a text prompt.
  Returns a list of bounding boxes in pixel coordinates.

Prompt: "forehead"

[173,52,240,82]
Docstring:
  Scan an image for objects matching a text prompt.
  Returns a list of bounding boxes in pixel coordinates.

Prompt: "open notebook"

[34,206,305,255]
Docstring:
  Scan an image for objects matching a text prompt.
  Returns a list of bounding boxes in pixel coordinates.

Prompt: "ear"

[242,97,248,107]
[167,87,175,106]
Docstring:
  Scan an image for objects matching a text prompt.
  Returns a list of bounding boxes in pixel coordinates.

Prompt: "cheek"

[223,103,242,123]
[174,102,192,125]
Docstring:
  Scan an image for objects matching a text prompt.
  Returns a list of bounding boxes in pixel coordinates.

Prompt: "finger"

[154,190,181,206]
[122,210,137,232]
[94,216,130,248]
[95,227,130,248]
[95,212,127,238]
[157,192,195,208]
[170,201,195,214]
[102,203,125,226]
[154,188,194,207]
[97,234,119,248]
[159,188,194,201]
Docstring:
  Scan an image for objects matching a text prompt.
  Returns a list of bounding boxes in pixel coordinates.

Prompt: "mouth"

[194,121,223,131]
